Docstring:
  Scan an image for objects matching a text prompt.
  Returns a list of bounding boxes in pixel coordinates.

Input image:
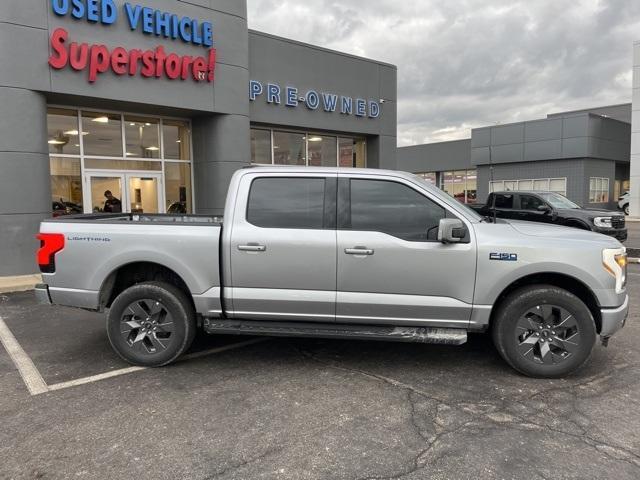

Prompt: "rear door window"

[247,177,326,229]
[494,194,514,209]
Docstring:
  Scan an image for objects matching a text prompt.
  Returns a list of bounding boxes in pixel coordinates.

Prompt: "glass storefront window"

[47,108,81,155]
[251,128,271,164]
[165,162,192,214]
[82,111,123,156]
[50,157,82,216]
[163,120,191,160]
[491,178,567,195]
[441,169,477,203]
[339,137,354,167]
[84,159,162,171]
[308,135,337,166]
[124,116,160,159]
[273,131,306,165]
[251,127,366,167]
[47,107,192,215]
[415,172,437,184]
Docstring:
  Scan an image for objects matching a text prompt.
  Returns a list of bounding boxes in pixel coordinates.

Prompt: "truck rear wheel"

[492,285,596,378]
[107,281,196,367]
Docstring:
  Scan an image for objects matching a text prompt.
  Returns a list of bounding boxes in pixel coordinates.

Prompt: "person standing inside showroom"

[103,190,122,213]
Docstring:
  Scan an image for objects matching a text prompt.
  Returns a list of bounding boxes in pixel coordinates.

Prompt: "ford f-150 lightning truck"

[35,167,629,378]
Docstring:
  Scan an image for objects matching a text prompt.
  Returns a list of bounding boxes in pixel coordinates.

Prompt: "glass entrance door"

[84,173,125,213]
[84,172,163,214]
[126,174,161,214]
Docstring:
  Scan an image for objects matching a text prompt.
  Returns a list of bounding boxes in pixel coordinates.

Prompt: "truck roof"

[240,165,417,179]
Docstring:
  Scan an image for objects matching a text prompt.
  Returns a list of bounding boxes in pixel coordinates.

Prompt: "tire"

[492,285,596,378]
[624,204,629,216]
[107,281,196,367]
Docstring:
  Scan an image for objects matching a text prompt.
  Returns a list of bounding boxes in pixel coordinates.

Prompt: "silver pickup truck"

[36,167,629,378]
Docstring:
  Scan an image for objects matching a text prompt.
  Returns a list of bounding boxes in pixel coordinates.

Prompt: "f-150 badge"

[490,253,518,261]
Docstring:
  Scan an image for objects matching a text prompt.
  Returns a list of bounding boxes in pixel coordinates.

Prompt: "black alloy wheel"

[515,304,579,365]
[492,285,596,378]
[107,281,195,367]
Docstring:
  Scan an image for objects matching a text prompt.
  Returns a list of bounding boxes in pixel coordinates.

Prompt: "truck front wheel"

[492,285,596,378]
[107,281,196,367]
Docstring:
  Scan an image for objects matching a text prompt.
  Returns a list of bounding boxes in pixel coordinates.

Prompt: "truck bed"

[39,214,222,315]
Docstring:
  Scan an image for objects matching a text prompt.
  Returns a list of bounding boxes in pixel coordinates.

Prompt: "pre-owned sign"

[47,0,216,83]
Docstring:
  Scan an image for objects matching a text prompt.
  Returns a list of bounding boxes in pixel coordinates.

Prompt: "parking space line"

[0,314,268,396]
[0,316,48,395]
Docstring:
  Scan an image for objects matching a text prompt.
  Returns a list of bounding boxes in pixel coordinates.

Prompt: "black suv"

[472,191,627,242]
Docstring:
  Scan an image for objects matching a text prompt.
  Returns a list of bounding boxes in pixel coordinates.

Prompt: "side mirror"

[537,205,551,213]
[438,218,467,244]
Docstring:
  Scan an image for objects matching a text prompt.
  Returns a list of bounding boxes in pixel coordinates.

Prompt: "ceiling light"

[64,129,79,135]
[145,123,151,126]
[74,144,80,147]
[145,146,159,151]
[176,140,181,143]
[125,152,135,156]
[129,123,135,126]
[48,139,65,145]
[308,136,323,142]
[92,116,109,123]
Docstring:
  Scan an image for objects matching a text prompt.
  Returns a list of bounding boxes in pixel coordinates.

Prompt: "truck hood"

[506,220,622,247]
[556,207,624,218]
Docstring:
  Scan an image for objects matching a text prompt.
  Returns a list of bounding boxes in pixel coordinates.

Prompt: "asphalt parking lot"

[1,270,640,480]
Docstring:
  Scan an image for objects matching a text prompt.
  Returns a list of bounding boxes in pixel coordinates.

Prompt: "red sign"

[48,28,216,83]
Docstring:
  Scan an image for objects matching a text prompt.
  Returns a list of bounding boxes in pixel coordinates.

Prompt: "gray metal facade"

[398,108,630,210]
[0,0,397,276]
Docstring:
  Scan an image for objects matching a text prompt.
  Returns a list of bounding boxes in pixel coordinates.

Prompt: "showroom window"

[415,172,437,184]
[589,177,610,203]
[490,177,567,195]
[250,127,366,167]
[441,170,477,204]
[46,107,193,215]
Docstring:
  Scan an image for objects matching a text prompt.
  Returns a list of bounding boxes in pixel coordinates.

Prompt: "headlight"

[594,217,612,228]
[602,247,627,293]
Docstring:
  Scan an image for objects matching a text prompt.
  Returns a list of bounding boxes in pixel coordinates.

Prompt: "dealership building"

[398,104,631,210]
[0,0,397,279]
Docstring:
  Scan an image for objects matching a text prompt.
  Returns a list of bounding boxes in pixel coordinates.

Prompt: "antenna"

[489,142,497,224]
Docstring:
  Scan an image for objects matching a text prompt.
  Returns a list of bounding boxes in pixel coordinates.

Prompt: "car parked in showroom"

[472,191,627,242]
[618,191,629,215]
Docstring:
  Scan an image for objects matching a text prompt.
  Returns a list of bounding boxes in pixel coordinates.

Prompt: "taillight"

[36,233,65,273]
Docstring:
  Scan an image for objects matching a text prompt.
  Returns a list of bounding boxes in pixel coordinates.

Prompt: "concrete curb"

[0,274,42,294]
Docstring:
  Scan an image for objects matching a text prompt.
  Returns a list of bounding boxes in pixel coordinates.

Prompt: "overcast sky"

[246,0,640,147]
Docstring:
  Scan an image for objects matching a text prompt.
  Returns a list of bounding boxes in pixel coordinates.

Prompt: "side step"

[203,318,467,345]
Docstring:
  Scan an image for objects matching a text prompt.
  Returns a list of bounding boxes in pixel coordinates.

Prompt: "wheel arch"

[564,219,592,230]
[98,261,193,311]
[489,272,602,333]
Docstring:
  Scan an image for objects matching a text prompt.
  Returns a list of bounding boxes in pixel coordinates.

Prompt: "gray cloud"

[247,0,640,146]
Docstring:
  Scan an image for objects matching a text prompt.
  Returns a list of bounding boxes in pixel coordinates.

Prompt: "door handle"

[344,247,374,255]
[238,244,266,252]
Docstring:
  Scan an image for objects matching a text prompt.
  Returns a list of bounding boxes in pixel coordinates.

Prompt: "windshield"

[537,192,580,209]
[410,174,483,221]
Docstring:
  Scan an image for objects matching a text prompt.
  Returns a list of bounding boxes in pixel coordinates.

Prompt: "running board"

[203,319,467,345]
